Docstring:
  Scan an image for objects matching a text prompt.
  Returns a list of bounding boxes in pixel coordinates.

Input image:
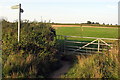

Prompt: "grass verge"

[61,45,119,78]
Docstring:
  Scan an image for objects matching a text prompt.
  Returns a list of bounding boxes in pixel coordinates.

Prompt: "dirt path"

[50,61,71,78]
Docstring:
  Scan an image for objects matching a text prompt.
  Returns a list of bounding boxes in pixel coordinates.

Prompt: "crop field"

[55,27,118,38]
[52,25,119,78]
[54,26,118,51]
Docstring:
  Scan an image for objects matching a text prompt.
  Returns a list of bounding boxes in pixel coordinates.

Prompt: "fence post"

[64,36,67,54]
[98,39,100,52]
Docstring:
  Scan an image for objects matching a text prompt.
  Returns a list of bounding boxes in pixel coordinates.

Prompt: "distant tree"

[48,20,51,23]
[92,22,95,24]
[22,19,29,23]
[96,22,99,24]
[52,22,54,24]
[103,23,105,25]
[87,21,91,24]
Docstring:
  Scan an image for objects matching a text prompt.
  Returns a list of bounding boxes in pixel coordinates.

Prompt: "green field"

[56,27,118,38]
[55,27,118,52]
[55,27,119,78]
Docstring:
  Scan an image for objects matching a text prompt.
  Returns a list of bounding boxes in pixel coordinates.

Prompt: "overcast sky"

[0,0,119,24]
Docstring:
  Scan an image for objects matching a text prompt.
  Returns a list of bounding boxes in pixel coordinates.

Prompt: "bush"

[2,20,60,78]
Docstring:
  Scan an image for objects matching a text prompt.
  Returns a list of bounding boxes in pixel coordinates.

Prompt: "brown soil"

[52,25,118,29]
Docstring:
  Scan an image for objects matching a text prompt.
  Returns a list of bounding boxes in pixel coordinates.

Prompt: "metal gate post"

[64,36,67,54]
[98,39,100,52]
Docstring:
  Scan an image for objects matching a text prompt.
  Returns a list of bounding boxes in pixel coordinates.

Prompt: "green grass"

[61,48,119,78]
[0,25,1,40]
[56,27,118,52]
[56,27,119,78]
[56,27,118,38]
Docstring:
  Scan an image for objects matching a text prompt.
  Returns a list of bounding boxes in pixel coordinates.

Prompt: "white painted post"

[18,3,21,42]
[80,24,83,37]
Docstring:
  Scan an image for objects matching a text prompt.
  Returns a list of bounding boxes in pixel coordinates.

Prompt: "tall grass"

[62,43,119,78]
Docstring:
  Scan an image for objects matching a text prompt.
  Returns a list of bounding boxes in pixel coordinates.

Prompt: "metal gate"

[56,35,118,55]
